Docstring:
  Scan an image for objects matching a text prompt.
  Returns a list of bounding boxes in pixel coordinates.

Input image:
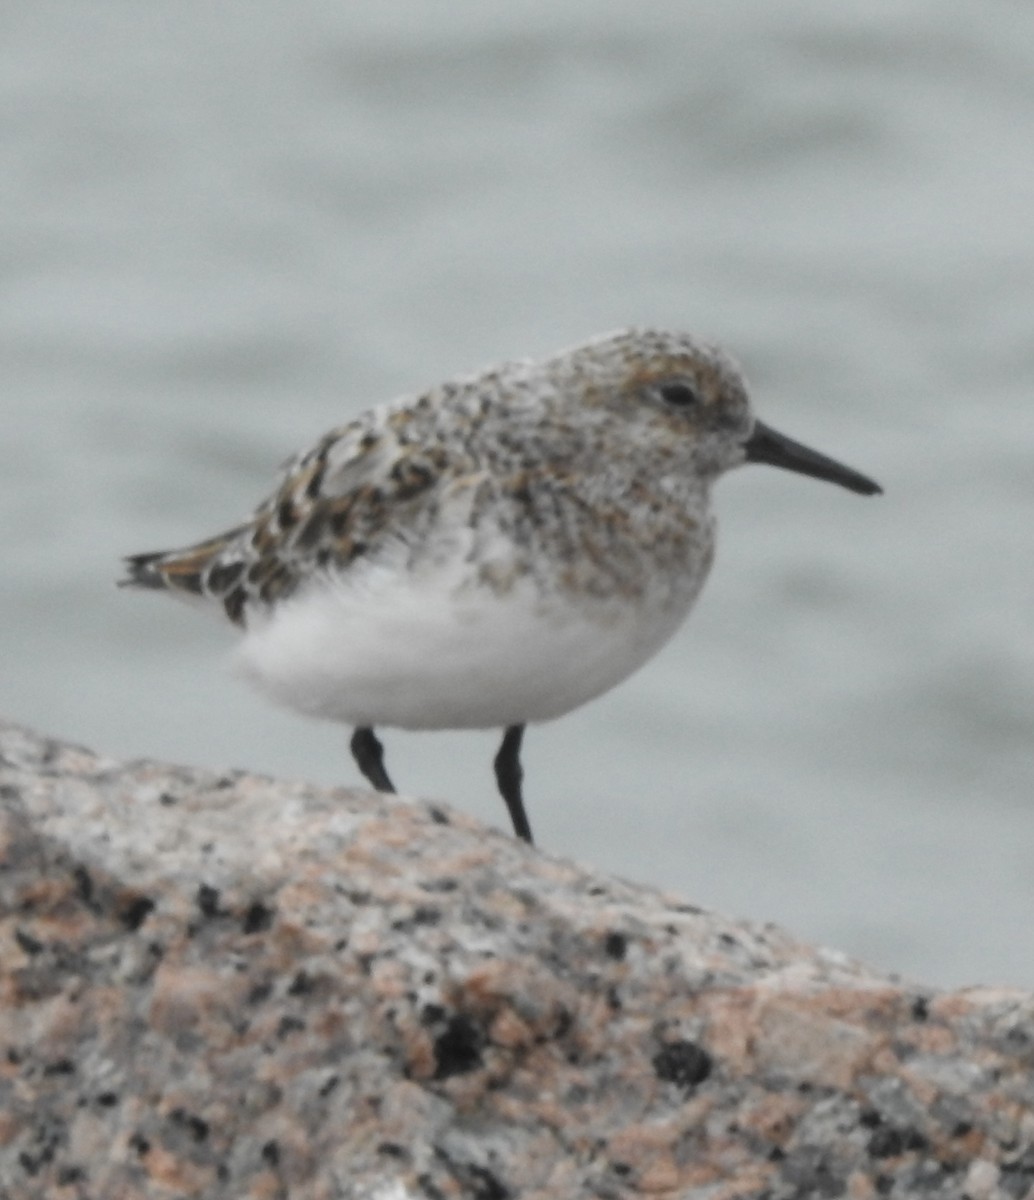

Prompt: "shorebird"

[122,328,881,844]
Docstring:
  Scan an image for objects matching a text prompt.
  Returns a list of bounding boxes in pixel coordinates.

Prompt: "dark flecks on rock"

[432,1014,484,1080]
[277,1015,306,1038]
[781,1146,844,1198]
[119,894,155,931]
[378,1142,405,1158]
[420,877,458,892]
[1004,1024,1033,1050]
[129,1133,150,1156]
[13,1121,57,1180]
[43,1058,76,1077]
[463,1163,510,1200]
[15,928,44,956]
[170,1109,209,1143]
[196,884,222,918]
[603,931,627,960]
[317,1074,339,1098]
[421,1003,447,1026]
[19,1141,58,1178]
[418,1171,447,1200]
[261,1140,280,1166]
[1001,1149,1034,1191]
[911,995,931,1021]
[653,1039,713,1090]
[247,979,274,1005]
[391,905,441,932]
[553,1007,573,1039]
[867,1126,928,1158]
[73,865,96,908]
[895,1161,953,1194]
[434,1146,510,1200]
[242,901,275,933]
[429,807,450,825]
[95,1091,119,1108]
[288,970,314,996]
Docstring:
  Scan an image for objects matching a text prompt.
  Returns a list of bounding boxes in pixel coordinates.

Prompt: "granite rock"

[1,719,1032,1199]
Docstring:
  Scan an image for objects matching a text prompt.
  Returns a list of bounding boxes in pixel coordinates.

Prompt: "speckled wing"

[120,418,456,627]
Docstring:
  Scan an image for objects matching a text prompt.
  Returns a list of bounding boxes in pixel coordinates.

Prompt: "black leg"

[494,724,533,844]
[350,727,395,793]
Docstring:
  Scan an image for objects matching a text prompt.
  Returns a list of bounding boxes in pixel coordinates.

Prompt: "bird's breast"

[467,473,715,610]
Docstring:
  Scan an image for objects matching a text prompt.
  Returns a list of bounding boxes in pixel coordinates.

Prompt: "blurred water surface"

[3,1,1033,986]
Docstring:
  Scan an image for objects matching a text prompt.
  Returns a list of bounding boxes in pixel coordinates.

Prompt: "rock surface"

[1,719,1033,1200]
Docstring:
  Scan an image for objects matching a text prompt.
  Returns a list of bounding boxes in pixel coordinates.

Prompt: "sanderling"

[121,328,880,844]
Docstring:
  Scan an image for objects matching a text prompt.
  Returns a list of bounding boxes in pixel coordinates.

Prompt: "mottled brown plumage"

[123,328,881,843]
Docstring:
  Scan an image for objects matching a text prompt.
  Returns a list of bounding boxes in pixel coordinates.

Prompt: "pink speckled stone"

[1,719,1033,1200]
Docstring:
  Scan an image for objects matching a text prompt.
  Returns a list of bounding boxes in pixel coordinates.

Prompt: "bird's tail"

[119,525,251,603]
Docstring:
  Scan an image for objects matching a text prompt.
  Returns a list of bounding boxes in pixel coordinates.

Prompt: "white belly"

[234,558,705,731]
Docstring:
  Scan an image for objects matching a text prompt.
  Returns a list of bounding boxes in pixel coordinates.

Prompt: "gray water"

[3,1,1033,988]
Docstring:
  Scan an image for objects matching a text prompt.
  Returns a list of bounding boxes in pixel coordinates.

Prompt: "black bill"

[744,420,882,496]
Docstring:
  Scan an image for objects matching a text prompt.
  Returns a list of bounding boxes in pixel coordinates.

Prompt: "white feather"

[234,550,701,731]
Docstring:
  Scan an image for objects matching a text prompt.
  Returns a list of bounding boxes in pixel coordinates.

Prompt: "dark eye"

[659,383,699,408]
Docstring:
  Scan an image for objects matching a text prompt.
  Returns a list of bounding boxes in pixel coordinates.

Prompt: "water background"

[3,1,1034,988]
